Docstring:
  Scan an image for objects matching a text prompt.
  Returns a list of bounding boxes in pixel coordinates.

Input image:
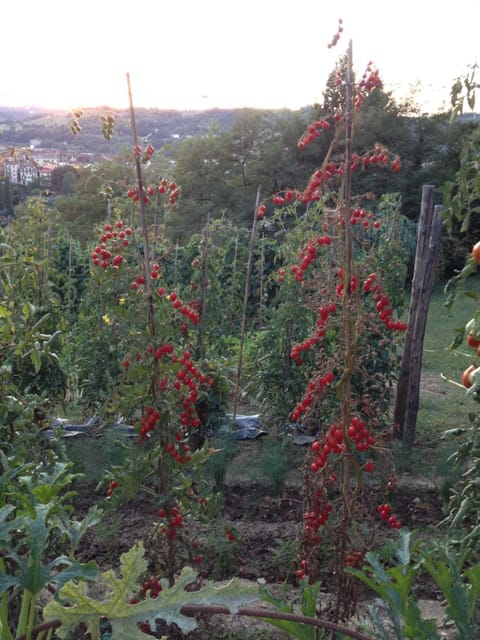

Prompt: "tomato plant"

[252,39,408,620]
[72,89,233,587]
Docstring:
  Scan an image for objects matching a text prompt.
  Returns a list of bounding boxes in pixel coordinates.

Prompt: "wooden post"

[393,186,443,447]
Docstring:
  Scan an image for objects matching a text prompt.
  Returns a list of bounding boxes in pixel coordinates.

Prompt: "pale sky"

[2,0,479,114]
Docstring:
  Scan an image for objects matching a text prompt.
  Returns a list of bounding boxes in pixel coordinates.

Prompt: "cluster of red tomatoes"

[462,242,480,388]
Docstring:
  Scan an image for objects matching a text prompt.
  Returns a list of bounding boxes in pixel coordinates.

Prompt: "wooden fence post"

[393,186,443,448]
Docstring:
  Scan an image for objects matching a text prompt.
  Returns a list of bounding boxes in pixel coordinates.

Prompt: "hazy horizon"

[2,0,479,116]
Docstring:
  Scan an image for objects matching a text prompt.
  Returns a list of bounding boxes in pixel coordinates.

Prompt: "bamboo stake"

[126,73,156,348]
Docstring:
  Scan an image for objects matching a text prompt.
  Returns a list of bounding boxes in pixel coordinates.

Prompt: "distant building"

[0,146,102,187]
[19,159,37,185]
[3,157,38,185]
[3,158,21,183]
[37,162,56,185]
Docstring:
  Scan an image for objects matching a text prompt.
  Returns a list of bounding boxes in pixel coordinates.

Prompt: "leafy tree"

[60,169,78,195]
[50,165,79,192]
[50,234,90,321]
[166,131,226,241]
[0,177,14,217]
[0,198,67,403]
[439,65,480,564]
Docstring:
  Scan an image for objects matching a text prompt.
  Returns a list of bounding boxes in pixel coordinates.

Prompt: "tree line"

[2,84,479,278]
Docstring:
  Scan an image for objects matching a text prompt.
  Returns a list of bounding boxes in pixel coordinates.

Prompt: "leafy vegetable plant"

[0,453,100,640]
[347,529,480,640]
[44,542,258,639]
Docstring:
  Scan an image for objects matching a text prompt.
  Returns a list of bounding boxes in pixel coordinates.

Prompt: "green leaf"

[57,506,103,554]
[254,615,316,640]
[450,496,471,528]
[465,564,480,619]
[48,558,98,597]
[367,603,394,640]
[44,543,258,639]
[0,305,11,319]
[394,530,412,567]
[258,583,293,613]
[0,505,21,557]
[257,581,320,640]
[30,347,41,373]
[300,580,321,618]
[0,573,21,596]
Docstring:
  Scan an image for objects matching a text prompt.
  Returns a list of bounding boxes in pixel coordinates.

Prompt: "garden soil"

[69,434,452,639]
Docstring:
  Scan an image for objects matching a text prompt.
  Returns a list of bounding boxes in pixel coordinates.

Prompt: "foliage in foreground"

[0,453,101,640]
[348,530,480,640]
[43,543,258,639]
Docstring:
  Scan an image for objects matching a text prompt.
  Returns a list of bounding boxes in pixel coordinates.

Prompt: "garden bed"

[68,435,450,639]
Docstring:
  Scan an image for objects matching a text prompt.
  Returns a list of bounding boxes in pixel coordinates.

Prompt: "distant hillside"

[0,105,266,154]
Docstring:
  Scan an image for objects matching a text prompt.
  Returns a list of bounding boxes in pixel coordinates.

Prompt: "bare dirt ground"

[70,432,451,639]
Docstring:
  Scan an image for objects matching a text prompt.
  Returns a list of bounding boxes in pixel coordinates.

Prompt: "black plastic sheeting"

[43,413,268,441]
[218,414,267,440]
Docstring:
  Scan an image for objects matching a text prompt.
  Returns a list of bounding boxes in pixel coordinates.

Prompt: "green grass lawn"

[403,278,480,476]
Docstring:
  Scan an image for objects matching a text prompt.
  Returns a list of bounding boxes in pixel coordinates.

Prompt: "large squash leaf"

[44,542,258,639]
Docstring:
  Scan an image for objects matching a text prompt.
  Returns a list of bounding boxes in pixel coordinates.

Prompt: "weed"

[249,436,302,497]
[205,433,239,493]
[203,520,243,580]
[268,537,300,581]
[66,428,133,483]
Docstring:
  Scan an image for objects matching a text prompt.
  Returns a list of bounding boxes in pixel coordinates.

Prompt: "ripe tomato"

[467,333,480,348]
[472,241,480,265]
[462,364,476,389]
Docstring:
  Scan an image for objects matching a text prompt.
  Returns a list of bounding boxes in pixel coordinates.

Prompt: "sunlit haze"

[3,0,479,114]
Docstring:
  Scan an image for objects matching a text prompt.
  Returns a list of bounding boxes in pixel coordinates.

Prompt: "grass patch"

[247,436,303,496]
[397,280,480,476]
[419,281,478,433]
[66,429,133,484]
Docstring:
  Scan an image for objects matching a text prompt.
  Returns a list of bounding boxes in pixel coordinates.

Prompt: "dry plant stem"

[127,73,174,582]
[179,604,374,640]
[16,619,61,640]
[196,212,210,361]
[29,610,373,640]
[335,39,360,618]
[339,37,355,482]
[126,72,157,355]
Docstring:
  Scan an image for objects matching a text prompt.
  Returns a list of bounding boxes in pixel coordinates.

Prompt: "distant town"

[0,146,109,186]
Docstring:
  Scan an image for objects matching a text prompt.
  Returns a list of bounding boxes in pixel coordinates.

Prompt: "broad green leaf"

[465,564,480,619]
[402,601,440,639]
[48,559,98,596]
[30,347,41,373]
[32,484,62,504]
[44,543,258,639]
[0,505,21,554]
[0,573,21,596]
[0,305,11,319]
[57,506,103,553]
